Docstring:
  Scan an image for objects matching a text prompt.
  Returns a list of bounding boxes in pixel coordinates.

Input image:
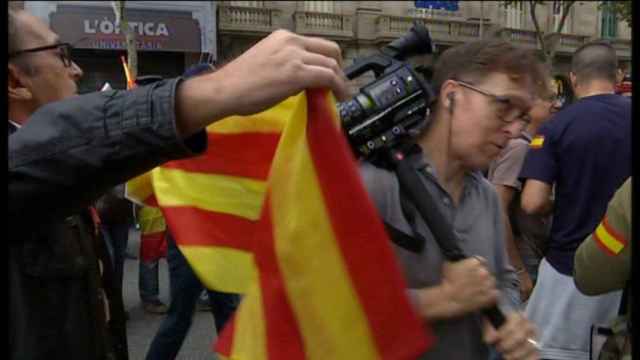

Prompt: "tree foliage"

[501,1,576,65]
[500,1,630,67]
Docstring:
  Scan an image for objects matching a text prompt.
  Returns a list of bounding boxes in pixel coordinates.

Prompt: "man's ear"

[569,72,578,90]
[438,80,459,115]
[8,63,33,101]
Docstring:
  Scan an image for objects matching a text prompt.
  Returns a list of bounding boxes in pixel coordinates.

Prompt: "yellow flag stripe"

[179,246,255,294]
[207,93,302,134]
[125,172,155,205]
[269,94,380,359]
[138,206,166,234]
[594,220,626,255]
[230,281,268,360]
[152,167,267,220]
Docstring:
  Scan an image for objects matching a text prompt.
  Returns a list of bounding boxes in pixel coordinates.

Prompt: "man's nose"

[70,61,84,80]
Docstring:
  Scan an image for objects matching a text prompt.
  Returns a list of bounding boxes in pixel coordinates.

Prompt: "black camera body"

[339,22,435,162]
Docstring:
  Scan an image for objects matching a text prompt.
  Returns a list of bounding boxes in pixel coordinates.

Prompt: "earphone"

[447,92,455,114]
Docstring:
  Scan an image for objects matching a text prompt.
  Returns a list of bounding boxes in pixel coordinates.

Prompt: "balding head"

[570,41,618,86]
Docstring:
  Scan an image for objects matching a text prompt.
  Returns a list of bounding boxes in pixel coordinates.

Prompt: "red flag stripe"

[304,90,432,358]
[256,196,307,359]
[161,206,255,251]
[215,312,237,356]
[602,217,627,246]
[162,132,280,180]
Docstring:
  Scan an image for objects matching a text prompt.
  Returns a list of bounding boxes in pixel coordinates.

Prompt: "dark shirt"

[9,78,206,360]
[519,94,631,275]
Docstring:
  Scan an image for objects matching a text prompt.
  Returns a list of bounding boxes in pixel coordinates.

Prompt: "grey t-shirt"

[488,136,551,278]
[359,150,520,360]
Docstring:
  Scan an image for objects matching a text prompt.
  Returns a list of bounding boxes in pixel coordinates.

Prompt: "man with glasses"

[9,6,347,360]
[359,39,545,359]
[519,41,631,360]
[487,80,559,303]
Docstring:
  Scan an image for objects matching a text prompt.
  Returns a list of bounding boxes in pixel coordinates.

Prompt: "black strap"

[384,222,425,253]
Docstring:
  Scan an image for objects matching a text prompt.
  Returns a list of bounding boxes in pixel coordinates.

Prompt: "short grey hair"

[571,41,618,85]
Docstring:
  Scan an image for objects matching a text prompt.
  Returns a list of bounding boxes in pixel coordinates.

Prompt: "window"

[505,2,525,29]
[304,1,336,13]
[600,4,618,38]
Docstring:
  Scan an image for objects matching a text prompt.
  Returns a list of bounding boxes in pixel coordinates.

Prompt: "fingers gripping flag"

[127,89,433,359]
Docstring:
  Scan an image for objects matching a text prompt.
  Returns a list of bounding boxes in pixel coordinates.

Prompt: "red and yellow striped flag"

[125,95,285,293]
[214,89,431,359]
[126,89,432,358]
[593,216,627,255]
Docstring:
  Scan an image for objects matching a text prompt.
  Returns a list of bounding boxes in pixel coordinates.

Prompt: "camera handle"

[387,147,507,329]
[344,54,397,80]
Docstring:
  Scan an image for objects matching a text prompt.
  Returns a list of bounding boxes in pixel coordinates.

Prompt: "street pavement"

[124,228,220,360]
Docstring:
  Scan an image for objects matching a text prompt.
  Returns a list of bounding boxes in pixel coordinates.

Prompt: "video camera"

[338,21,435,162]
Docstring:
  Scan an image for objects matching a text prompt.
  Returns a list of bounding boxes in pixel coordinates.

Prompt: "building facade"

[217,1,632,91]
[23,1,217,93]
[14,1,631,93]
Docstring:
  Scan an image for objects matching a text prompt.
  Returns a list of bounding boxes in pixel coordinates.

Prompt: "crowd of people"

[8,4,632,360]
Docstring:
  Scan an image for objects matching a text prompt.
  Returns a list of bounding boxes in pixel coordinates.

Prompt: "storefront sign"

[50,5,202,52]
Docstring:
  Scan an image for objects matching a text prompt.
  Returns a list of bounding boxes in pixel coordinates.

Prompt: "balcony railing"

[218,5,280,34]
[293,11,354,39]
[558,33,590,50]
[609,38,631,59]
[376,15,481,44]
[496,28,539,48]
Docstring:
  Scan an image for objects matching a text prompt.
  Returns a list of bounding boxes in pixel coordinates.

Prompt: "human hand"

[483,312,539,360]
[518,270,534,302]
[440,257,500,317]
[214,29,349,117]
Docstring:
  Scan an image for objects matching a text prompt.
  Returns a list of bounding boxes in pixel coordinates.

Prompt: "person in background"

[487,79,559,302]
[137,205,169,314]
[519,41,631,360]
[574,177,632,360]
[144,63,240,360]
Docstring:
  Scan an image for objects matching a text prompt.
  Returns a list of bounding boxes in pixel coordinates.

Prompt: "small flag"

[120,56,135,89]
[593,216,627,255]
[530,135,545,149]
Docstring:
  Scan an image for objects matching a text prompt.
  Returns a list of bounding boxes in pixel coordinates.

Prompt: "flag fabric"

[126,89,433,358]
[125,94,286,293]
[214,89,432,359]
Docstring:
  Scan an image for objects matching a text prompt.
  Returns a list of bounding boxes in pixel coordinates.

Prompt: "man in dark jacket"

[8,6,347,360]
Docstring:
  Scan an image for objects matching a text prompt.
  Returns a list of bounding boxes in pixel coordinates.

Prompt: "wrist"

[418,283,462,320]
[175,73,230,137]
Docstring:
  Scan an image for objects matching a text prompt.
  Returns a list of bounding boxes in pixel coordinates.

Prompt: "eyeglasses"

[9,42,74,68]
[452,79,532,128]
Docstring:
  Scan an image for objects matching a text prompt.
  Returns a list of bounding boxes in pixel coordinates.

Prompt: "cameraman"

[360,39,545,360]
